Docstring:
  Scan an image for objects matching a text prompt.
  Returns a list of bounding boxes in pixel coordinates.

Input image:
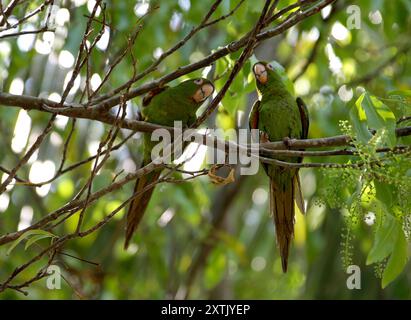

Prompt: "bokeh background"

[0,0,410,299]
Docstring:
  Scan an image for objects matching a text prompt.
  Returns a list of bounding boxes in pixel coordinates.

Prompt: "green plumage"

[250,61,309,272]
[124,78,214,249]
[141,80,205,162]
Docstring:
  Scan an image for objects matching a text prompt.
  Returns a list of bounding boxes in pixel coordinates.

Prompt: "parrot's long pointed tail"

[124,168,161,249]
[269,171,297,273]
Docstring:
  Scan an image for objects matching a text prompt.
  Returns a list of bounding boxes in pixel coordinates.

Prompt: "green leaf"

[367,214,399,265]
[349,99,372,144]
[7,229,57,255]
[350,92,397,146]
[24,234,54,250]
[382,230,408,288]
[374,181,393,209]
[354,93,397,147]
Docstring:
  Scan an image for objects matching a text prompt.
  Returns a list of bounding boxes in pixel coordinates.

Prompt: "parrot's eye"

[266,64,274,70]
[194,79,203,85]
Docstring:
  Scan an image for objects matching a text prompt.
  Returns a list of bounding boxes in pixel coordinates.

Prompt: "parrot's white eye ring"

[266,64,274,70]
[194,78,203,85]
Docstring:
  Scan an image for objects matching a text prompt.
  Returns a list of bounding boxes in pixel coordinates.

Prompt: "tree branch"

[1,92,409,152]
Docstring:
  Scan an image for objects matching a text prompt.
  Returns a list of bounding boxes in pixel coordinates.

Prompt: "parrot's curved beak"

[193,83,214,103]
[253,63,268,84]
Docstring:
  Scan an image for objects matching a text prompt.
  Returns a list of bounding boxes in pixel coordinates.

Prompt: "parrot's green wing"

[249,100,260,130]
[142,85,170,107]
[296,97,309,139]
[249,99,272,174]
[294,97,310,215]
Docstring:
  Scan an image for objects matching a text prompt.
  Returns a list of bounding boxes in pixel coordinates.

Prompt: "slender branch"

[398,116,411,124]
[88,0,226,105]
[0,26,54,39]
[202,0,246,28]
[292,2,342,81]
[60,0,105,104]
[0,0,20,27]
[0,131,134,188]
[0,161,163,246]
[347,44,411,87]
[0,0,53,32]
[0,115,56,194]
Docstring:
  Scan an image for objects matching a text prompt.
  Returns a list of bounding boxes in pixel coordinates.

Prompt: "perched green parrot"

[124,78,215,249]
[250,61,309,272]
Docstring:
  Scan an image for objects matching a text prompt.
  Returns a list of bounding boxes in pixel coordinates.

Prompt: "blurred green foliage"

[0,0,410,299]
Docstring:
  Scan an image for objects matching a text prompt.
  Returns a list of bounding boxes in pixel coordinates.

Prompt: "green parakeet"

[250,61,309,272]
[124,78,215,249]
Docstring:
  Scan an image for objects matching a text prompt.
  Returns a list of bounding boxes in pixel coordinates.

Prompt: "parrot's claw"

[283,137,292,148]
[259,131,270,143]
[136,111,143,121]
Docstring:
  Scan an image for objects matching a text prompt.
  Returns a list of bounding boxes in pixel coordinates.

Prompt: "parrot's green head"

[252,61,287,95]
[179,78,215,104]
